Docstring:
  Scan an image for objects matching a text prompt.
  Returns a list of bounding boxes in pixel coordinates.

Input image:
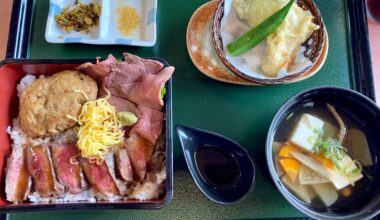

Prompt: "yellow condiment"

[76,97,124,160]
[116,6,139,36]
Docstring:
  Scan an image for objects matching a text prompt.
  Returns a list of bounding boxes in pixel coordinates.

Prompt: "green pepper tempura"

[227,0,294,56]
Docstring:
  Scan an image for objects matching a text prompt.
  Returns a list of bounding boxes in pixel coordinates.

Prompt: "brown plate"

[186,0,258,85]
[211,0,327,85]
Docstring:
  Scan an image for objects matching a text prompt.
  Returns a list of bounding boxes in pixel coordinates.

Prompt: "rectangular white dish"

[45,0,157,46]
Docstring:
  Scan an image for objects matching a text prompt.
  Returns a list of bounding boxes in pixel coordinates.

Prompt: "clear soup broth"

[273,102,376,211]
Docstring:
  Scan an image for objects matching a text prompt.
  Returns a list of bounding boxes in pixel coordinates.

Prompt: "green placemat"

[11,0,352,219]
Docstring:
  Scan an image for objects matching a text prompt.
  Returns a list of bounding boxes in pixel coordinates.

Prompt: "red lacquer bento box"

[0,59,173,212]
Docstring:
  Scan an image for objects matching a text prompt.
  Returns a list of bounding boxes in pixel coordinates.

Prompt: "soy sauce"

[195,146,241,190]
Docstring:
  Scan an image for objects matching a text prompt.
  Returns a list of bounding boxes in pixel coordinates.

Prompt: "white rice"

[28,190,96,203]
[6,74,167,203]
[93,192,124,202]
[52,128,77,144]
[16,74,36,97]
[7,119,28,146]
[131,181,165,201]
[155,167,167,184]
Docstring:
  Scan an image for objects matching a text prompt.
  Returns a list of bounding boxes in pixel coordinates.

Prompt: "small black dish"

[266,86,380,219]
[176,124,255,205]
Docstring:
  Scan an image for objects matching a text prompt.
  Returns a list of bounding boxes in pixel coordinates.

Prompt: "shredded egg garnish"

[74,89,89,100]
[75,95,124,161]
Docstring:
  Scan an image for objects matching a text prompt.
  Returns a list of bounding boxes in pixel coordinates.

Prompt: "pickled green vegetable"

[54,2,102,32]
[117,112,138,127]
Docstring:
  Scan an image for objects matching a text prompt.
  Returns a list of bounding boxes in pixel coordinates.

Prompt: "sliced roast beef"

[122,52,164,78]
[105,53,164,87]
[107,66,174,111]
[26,144,64,197]
[51,144,83,194]
[104,152,127,196]
[76,54,117,82]
[125,133,154,180]
[131,106,164,146]
[115,147,134,182]
[103,61,165,99]
[108,96,140,116]
[5,146,32,203]
[80,158,119,197]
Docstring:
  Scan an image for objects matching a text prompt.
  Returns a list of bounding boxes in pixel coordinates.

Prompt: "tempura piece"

[261,3,319,76]
[234,0,288,28]
[234,0,320,77]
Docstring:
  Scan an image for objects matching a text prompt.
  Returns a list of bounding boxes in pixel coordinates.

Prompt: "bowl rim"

[265,86,380,219]
[211,0,327,85]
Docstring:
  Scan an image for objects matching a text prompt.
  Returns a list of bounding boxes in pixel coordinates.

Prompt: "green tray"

[4,0,375,219]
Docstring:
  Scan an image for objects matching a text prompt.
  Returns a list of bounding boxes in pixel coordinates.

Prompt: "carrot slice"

[279,145,300,158]
[309,153,334,169]
[279,158,301,183]
[341,187,352,197]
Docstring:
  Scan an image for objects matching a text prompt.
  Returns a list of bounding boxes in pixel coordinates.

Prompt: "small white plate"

[45,0,157,46]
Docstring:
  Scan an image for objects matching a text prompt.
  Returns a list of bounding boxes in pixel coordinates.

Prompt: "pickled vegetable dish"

[54,2,101,32]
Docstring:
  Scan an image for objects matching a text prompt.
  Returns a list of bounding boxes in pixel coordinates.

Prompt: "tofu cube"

[342,158,364,185]
[335,154,363,185]
[289,114,324,151]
